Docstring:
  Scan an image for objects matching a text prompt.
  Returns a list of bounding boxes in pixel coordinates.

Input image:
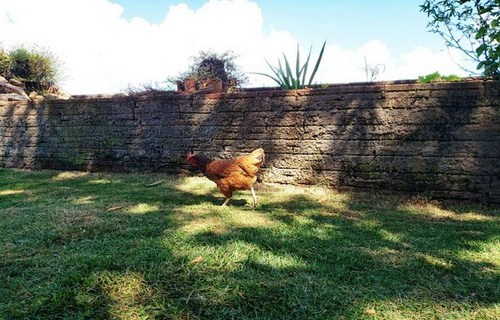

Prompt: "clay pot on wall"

[200,78,224,93]
[177,78,226,94]
[183,78,197,93]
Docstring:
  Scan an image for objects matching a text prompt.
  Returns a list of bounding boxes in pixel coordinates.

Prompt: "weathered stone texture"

[1,80,499,202]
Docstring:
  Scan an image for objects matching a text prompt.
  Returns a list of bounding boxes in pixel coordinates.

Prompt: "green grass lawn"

[0,168,499,320]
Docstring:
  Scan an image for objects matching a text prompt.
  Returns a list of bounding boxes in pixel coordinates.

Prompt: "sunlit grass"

[52,171,89,181]
[126,203,160,215]
[401,201,497,222]
[0,168,499,320]
[89,178,113,184]
[73,195,96,205]
[175,176,217,195]
[0,189,25,196]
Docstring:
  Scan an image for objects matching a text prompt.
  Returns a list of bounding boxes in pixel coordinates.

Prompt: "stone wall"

[1,80,499,202]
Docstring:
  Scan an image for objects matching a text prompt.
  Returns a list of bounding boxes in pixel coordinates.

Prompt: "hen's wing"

[204,159,244,181]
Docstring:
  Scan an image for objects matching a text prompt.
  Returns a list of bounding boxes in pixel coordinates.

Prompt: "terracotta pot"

[200,78,224,93]
[183,79,197,93]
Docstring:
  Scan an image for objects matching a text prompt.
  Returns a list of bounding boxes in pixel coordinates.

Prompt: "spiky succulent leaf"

[282,53,297,89]
[296,44,302,87]
[252,72,284,86]
[254,41,327,89]
[302,46,312,87]
[265,59,286,85]
[277,59,291,88]
[308,41,326,86]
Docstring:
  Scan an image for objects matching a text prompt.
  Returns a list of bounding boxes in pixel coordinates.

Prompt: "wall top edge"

[0,78,497,106]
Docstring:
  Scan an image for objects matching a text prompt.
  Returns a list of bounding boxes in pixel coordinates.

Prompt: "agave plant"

[254,41,326,89]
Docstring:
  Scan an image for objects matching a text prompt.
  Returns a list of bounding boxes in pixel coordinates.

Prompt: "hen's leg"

[218,184,232,207]
[221,198,231,206]
[251,186,257,208]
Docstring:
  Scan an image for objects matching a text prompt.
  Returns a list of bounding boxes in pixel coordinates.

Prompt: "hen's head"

[186,151,199,167]
[186,149,211,170]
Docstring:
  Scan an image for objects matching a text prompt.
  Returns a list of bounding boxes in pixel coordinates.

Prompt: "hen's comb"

[186,147,195,159]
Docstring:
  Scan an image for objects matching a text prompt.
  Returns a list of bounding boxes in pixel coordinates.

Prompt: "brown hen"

[186,148,265,207]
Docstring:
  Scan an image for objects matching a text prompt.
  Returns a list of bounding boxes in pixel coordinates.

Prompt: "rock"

[44,92,70,100]
[31,93,45,101]
[55,92,71,100]
[9,78,24,87]
[44,93,60,100]
[0,76,7,83]
[0,93,30,101]
[0,81,29,100]
[29,91,38,99]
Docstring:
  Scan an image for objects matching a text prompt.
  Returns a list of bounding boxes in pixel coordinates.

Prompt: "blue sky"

[113,0,444,55]
[1,0,471,94]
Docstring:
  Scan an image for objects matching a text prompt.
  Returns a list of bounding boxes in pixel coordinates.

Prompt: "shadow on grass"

[1,169,499,320]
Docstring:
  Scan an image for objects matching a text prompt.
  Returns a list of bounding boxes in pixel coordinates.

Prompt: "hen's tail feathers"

[250,148,265,165]
[235,148,265,177]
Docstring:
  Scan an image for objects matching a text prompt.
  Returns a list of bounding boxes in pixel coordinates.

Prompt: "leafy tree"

[420,0,499,77]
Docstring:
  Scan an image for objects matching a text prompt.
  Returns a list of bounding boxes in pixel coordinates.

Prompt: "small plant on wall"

[417,72,462,83]
[171,51,248,93]
[254,41,326,89]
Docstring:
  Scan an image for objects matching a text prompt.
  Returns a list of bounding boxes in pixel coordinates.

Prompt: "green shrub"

[418,72,462,83]
[0,46,60,92]
[171,51,248,89]
[0,49,12,79]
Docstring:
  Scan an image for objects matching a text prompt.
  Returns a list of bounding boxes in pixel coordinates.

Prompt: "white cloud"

[393,46,473,79]
[0,0,475,94]
[316,40,474,84]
